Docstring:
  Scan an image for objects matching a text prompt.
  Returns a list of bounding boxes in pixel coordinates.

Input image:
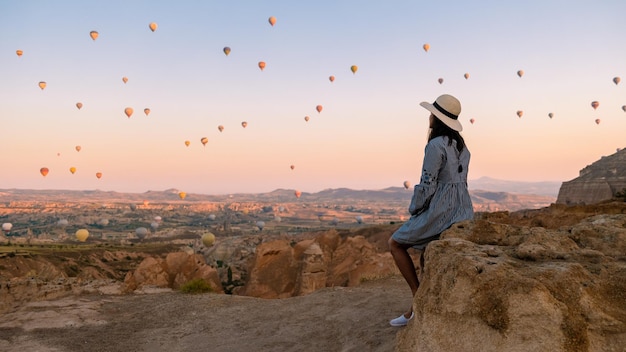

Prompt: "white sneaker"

[389,312,414,327]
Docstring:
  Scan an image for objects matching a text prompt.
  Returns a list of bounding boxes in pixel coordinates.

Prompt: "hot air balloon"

[150,222,159,231]
[403,180,411,189]
[290,165,295,170]
[517,70,524,78]
[516,110,523,118]
[469,118,475,124]
[201,232,216,247]
[136,227,148,239]
[268,16,276,26]
[57,152,60,156]
[96,172,102,179]
[223,47,231,56]
[16,49,23,57]
[256,221,265,231]
[591,101,599,110]
[129,204,137,211]
[149,22,158,32]
[57,219,69,226]
[548,112,554,119]
[185,140,191,147]
[622,105,626,112]
[304,116,310,122]
[464,73,470,80]
[218,125,224,132]
[69,167,76,174]
[241,121,248,128]
[124,107,133,118]
[2,223,13,234]
[355,216,363,224]
[143,200,149,207]
[350,65,358,74]
[207,214,217,221]
[90,31,98,41]
[38,81,46,90]
[316,105,323,113]
[595,119,601,125]
[438,78,444,84]
[75,145,81,152]
[40,167,49,177]
[200,137,208,146]
[294,190,302,198]
[75,229,89,242]
[613,77,621,85]
[122,76,128,84]
[76,102,83,110]
[178,191,186,199]
[154,216,162,222]
[144,108,150,116]
[423,43,430,52]
[258,61,266,71]
[98,218,109,227]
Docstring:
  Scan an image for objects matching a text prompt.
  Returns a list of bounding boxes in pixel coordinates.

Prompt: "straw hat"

[420,94,463,132]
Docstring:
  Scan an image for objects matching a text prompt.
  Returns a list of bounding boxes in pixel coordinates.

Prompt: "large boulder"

[396,217,626,352]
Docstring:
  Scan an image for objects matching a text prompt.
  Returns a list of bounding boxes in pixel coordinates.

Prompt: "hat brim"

[420,102,463,132]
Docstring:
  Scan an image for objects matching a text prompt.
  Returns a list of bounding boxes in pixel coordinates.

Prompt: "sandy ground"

[0,276,410,352]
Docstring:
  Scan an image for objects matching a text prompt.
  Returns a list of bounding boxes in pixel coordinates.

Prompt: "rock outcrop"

[557,148,626,205]
[396,211,626,352]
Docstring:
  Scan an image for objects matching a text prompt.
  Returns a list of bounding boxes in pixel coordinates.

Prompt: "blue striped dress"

[392,135,474,249]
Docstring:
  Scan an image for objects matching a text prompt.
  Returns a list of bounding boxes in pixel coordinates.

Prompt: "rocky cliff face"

[557,148,626,205]
[396,204,626,352]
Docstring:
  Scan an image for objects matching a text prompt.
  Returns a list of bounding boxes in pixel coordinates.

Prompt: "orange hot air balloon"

[548,112,554,119]
[613,77,620,85]
[149,22,158,32]
[517,70,524,78]
[201,137,208,146]
[258,61,266,71]
[316,105,323,113]
[464,73,470,80]
[403,180,411,189]
[16,49,23,57]
[516,110,523,118]
[122,76,128,84]
[304,116,310,122]
[350,65,358,74]
[90,31,98,41]
[469,118,475,124]
[438,78,444,84]
[268,16,276,26]
[76,102,83,110]
[591,101,599,110]
[184,140,191,147]
[595,118,601,125]
[178,191,187,199]
[144,108,150,116]
[241,121,248,128]
[38,81,46,90]
[75,229,89,242]
[75,145,81,152]
[290,165,295,170]
[218,125,224,132]
[423,43,430,52]
[124,107,133,118]
[69,167,76,174]
[329,75,335,82]
[40,167,49,177]
[294,190,302,198]
[96,172,102,179]
[223,47,231,56]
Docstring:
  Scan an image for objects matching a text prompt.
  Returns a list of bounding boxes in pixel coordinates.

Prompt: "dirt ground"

[0,276,410,352]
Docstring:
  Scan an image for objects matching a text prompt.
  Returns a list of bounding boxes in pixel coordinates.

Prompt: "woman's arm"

[408,139,445,215]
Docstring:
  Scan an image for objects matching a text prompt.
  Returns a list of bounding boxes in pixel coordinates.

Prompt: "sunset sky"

[1,1,625,195]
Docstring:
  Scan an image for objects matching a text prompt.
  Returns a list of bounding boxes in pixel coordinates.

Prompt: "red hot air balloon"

[316,105,323,113]
[591,101,599,110]
[40,167,49,177]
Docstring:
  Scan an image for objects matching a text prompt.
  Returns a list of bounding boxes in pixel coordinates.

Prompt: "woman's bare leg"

[389,237,419,318]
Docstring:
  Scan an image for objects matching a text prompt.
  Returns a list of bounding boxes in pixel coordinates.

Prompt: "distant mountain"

[468,176,561,197]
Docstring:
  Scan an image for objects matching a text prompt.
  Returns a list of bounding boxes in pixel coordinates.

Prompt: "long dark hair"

[428,115,466,152]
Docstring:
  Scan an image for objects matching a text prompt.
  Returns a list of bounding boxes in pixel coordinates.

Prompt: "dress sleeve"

[408,140,445,215]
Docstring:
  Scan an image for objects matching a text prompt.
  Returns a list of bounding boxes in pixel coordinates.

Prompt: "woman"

[388,94,474,327]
